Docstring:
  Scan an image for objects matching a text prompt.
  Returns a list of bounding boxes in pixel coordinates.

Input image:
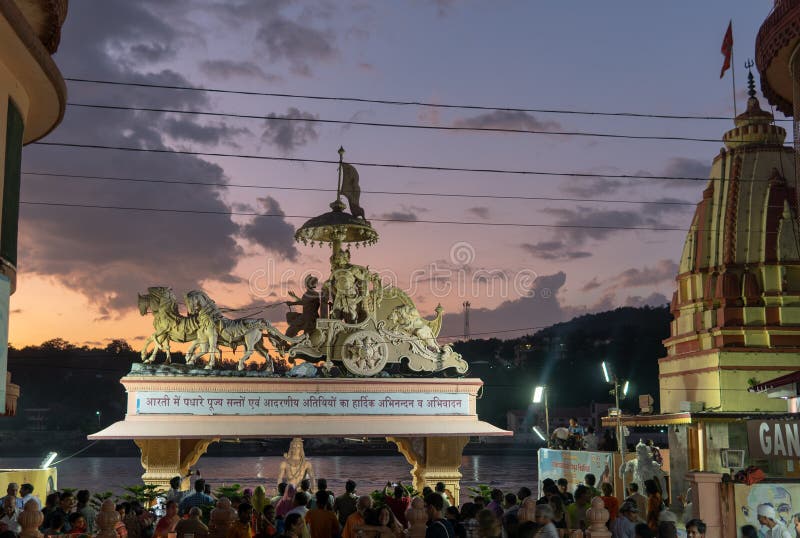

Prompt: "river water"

[0,455,538,500]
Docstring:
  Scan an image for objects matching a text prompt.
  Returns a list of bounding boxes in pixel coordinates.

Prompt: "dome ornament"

[745,59,757,99]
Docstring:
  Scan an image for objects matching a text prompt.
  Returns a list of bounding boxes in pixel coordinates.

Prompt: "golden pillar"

[388,436,469,505]
[134,438,218,490]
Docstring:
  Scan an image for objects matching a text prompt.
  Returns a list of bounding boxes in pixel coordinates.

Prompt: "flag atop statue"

[720,20,733,79]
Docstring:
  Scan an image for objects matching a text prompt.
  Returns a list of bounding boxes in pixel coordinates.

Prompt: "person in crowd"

[548,495,567,531]
[435,483,451,510]
[657,511,678,538]
[583,474,601,498]
[503,493,519,519]
[647,441,663,467]
[611,501,639,538]
[517,488,532,504]
[536,480,556,505]
[299,481,313,506]
[556,479,574,505]
[625,483,647,517]
[114,504,129,538]
[166,477,185,505]
[243,490,254,506]
[5,484,20,511]
[475,509,500,538]
[1,496,20,534]
[20,484,40,511]
[460,503,479,538]
[516,521,540,538]
[43,513,66,537]
[644,480,662,532]
[228,503,254,538]
[281,513,305,538]
[305,491,340,538]
[42,493,60,523]
[342,496,371,538]
[76,490,96,534]
[740,525,759,538]
[361,507,403,538]
[179,479,214,516]
[176,507,209,538]
[286,492,309,519]
[423,488,434,500]
[600,430,617,452]
[68,513,88,535]
[273,483,287,507]
[583,427,599,451]
[425,493,454,538]
[566,486,591,531]
[793,513,800,538]
[757,504,793,538]
[44,491,75,532]
[123,502,143,538]
[445,507,465,538]
[334,480,358,528]
[310,480,334,511]
[383,485,409,528]
[684,518,705,538]
[486,490,504,519]
[256,505,277,538]
[154,501,180,538]
[533,504,558,538]
[210,498,237,538]
[230,497,243,511]
[276,485,298,519]
[472,496,486,510]
[252,487,269,523]
[568,418,585,437]
[601,483,619,523]
[633,523,653,538]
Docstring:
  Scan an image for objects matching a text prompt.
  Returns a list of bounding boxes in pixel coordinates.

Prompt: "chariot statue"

[619,439,667,496]
[137,147,468,377]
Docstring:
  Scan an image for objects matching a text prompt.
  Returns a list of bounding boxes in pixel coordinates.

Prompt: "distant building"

[0,0,68,415]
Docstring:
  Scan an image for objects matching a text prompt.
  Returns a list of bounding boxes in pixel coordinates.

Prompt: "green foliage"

[214,484,243,499]
[370,484,418,508]
[467,484,492,502]
[747,377,760,387]
[90,491,114,511]
[120,484,161,506]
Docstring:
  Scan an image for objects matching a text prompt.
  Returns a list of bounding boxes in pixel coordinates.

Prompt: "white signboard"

[136,391,470,416]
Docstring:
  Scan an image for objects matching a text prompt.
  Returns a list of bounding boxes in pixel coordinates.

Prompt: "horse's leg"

[163,337,172,365]
[148,335,163,363]
[141,335,155,362]
[205,329,218,369]
[255,340,274,373]
[185,340,199,365]
[237,333,258,371]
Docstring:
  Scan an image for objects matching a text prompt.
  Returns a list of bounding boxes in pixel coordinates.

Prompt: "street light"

[601,362,628,463]
[40,452,57,469]
[96,410,101,428]
[533,385,550,440]
[532,426,546,442]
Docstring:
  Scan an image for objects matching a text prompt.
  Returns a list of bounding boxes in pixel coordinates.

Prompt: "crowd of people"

[0,476,793,538]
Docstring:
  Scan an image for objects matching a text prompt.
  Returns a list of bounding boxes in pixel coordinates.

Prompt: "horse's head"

[138,292,153,316]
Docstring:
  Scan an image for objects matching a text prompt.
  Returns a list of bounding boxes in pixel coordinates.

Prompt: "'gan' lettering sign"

[747,420,800,459]
[135,391,470,416]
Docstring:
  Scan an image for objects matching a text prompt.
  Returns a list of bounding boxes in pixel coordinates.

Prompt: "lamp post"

[533,386,549,440]
[601,362,628,463]
[96,410,101,428]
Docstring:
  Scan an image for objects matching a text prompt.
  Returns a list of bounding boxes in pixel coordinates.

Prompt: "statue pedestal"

[134,438,217,490]
[389,436,469,505]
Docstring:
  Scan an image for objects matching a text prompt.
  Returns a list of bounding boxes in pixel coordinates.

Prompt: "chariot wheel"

[340,329,388,376]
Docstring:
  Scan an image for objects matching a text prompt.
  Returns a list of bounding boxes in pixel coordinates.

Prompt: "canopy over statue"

[137,148,467,377]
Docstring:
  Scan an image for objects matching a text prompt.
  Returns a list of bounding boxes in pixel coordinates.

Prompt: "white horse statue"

[619,440,667,496]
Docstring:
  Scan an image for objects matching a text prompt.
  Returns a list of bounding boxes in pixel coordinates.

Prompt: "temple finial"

[745,59,756,99]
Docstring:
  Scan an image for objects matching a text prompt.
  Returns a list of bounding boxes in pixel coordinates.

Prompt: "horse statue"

[184,290,282,371]
[138,287,199,365]
[619,439,667,496]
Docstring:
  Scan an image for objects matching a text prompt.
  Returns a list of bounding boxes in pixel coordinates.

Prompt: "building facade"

[0,0,68,415]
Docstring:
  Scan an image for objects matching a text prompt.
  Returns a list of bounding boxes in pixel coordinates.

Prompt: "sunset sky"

[11,1,782,350]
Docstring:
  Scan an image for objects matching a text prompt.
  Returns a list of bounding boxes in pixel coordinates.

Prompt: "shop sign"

[747,420,800,459]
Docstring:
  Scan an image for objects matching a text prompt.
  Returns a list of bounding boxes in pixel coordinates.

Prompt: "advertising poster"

[537,448,613,495]
[734,483,800,537]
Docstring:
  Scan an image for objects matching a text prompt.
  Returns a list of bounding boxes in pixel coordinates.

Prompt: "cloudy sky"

[11,1,780,349]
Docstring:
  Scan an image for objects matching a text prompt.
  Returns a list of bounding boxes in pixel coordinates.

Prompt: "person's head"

[20,484,33,497]
[194,478,206,493]
[425,492,444,519]
[45,493,59,508]
[277,482,287,496]
[204,484,212,495]
[379,506,394,526]
[189,507,202,519]
[543,483,559,499]
[534,504,553,526]
[300,479,311,492]
[556,478,568,494]
[634,523,654,538]
[657,521,677,538]
[627,482,639,495]
[242,489,253,500]
[644,480,658,496]
[541,478,555,490]
[476,509,500,537]
[740,525,758,538]
[504,493,517,508]
[230,495,242,509]
[584,474,596,487]
[574,485,590,505]
[345,480,356,494]
[620,501,639,522]
[170,477,182,490]
[601,483,613,496]
[59,491,75,512]
[284,513,304,536]
[76,490,90,506]
[794,513,800,529]
[490,488,503,502]
[435,482,446,493]
[394,486,405,499]
[217,497,231,510]
[49,513,65,530]
[473,495,485,508]
[587,426,595,434]
[569,418,578,427]
[5,484,18,498]
[757,504,778,528]
[68,513,87,531]
[685,519,706,538]
[315,491,329,509]
[165,500,177,517]
[445,506,460,521]
[116,503,126,518]
[2,497,14,517]
[293,492,307,508]
[461,503,477,520]
[356,495,372,514]
[422,487,433,497]
[238,503,253,524]
[316,479,327,492]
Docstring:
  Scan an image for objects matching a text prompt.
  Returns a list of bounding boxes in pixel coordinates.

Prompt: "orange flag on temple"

[720,21,733,78]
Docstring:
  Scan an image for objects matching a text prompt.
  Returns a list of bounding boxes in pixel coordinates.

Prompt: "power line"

[30,141,777,183]
[19,200,696,231]
[65,76,787,122]
[66,102,731,143]
[21,170,698,207]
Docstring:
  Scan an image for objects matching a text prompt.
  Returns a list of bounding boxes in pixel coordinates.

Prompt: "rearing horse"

[138,287,199,364]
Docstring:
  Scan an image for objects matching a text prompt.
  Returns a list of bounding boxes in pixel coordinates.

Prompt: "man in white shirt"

[757,504,793,538]
[0,495,20,534]
[20,483,41,511]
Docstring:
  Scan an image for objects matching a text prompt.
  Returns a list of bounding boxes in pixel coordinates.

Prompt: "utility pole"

[462,301,471,339]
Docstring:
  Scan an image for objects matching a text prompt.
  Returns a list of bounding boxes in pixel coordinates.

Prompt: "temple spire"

[745,59,756,99]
